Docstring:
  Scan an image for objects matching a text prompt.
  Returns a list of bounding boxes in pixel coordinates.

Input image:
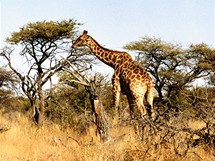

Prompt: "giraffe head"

[72,30,90,48]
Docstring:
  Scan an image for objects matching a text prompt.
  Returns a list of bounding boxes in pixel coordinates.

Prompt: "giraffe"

[72,30,155,119]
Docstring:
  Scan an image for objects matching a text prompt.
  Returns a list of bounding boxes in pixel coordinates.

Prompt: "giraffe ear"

[83,30,88,35]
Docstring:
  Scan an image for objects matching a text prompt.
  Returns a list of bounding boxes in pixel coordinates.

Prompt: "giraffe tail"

[146,82,154,105]
[146,81,156,120]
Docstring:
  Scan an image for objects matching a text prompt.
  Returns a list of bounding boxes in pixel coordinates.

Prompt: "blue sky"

[0,0,214,76]
[1,0,214,47]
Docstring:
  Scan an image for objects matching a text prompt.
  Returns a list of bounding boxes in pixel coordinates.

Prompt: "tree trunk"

[157,86,163,100]
[93,99,110,142]
[86,81,111,142]
[34,73,45,125]
[33,98,45,125]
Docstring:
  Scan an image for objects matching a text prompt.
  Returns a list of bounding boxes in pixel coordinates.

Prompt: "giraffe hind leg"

[112,74,121,109]
[130,84,147,118]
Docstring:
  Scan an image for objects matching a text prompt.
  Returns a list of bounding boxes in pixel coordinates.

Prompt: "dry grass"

[0,110,214,161]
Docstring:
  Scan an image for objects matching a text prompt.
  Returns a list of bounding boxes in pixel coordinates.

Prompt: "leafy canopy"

[7,19,80,44]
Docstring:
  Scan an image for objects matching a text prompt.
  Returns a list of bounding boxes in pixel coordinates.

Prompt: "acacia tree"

[187,43,215,86]
[124,37,214,100]
[1,20,84,124]
[61,60,110,142]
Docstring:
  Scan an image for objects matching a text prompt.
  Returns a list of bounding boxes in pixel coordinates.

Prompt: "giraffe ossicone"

[72,30,155,119]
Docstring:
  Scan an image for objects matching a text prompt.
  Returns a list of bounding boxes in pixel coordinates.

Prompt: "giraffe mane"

[90,36,124,53]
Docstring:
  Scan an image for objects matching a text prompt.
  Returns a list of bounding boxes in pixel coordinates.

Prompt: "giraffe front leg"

[112,74,121,114]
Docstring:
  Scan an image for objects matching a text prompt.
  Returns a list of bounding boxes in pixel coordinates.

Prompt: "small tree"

[1,20,83,124]
[61,60,110,142]
[187,43,215,86]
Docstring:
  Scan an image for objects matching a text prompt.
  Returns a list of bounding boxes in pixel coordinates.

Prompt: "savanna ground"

[0,102,214,161]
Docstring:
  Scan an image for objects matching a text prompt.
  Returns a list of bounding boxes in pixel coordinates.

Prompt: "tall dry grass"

[0,109,214,161]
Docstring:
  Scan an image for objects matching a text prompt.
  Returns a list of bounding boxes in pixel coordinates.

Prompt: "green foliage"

[46,83,91,126]
[6,19,80,44]
[46,71,115,127]
[0,92,29,113]
[58,71,113,112]
[185,87,215,115]
[46,72,90,126]
[0,89,14,100]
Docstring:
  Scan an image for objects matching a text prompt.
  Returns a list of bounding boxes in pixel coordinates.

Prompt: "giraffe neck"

[87,36,117,68]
